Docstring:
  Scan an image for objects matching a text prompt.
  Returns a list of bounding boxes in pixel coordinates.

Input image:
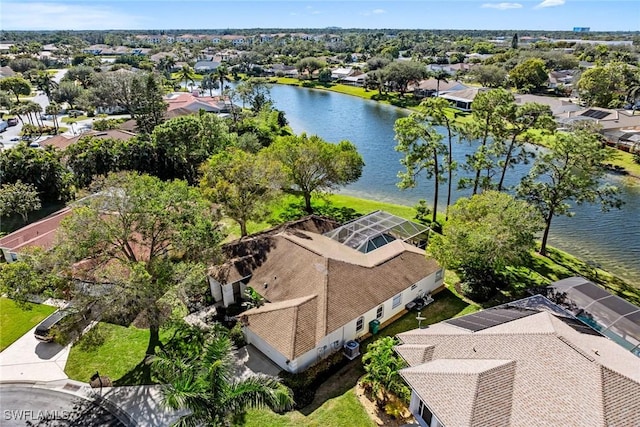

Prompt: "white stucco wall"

[222,283,235,307]
[208,277,223,303]
[245,268,444,374]
[243,326,290,371]
[410,391,445,427]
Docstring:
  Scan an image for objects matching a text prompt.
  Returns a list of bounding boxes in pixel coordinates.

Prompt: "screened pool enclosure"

[323,211,431,253]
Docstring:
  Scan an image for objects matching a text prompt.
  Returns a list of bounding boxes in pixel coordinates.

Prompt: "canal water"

[265,84,640,285]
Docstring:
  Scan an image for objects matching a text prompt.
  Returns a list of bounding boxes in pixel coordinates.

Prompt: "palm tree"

[34,71,59,99]
[157,56,176,78]
[201,73,219,96]
[177,65,196,92]
[431,69,449,98]
[9,103,27,125]
[627,81,640,115]
[24,100,43,128]
[215,65,229,95]
[46,102,62,132]
[418,97,460,220]
[153,331,294,427]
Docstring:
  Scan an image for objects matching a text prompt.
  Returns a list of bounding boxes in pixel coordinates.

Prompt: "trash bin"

[369,319,380,334]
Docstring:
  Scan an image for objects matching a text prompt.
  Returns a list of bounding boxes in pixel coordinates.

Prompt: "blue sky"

[1,1,638,32]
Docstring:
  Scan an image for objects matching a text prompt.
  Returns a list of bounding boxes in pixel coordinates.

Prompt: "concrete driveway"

[0,325,70,383]
[233,344,282,380]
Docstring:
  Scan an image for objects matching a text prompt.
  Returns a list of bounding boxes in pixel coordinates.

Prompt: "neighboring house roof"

[0,207,73,253]
[397,298,640,427]
[559,107,640,131]
[412,78,468,94]
[0,66,16,78]
[165,92,231,114]
[331,67,354,78]
[214,214,440,361]
[150,52,177,63]
[194,60,220,72]
[440,87,489,103]
[341,73,367,83]
[548,70,575,85]
[118,119,137,132]
[42,129,137,150]
[514,94,582,117]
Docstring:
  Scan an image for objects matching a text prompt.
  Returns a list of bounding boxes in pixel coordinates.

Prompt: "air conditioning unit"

[343,340,360,360]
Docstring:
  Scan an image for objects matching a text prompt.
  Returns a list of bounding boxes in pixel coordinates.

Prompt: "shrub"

[460,281,496,302]
[228,322,246,348]
[361,336,410,405]
[279,350,348,408]
[93,118,125,131]
[273,200,360,225]
[413,200,431,225]
[384,398,408,419]
[78,324,106,350]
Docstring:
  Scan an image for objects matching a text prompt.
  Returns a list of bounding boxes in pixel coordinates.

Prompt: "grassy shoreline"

[265,77,640,179]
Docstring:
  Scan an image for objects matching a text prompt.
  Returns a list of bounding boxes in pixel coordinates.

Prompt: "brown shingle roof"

[397,311,640,427]
[245,295,319,360]
[219,223,440,360]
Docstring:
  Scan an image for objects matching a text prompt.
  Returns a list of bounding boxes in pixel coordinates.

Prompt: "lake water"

[265,84,640,285]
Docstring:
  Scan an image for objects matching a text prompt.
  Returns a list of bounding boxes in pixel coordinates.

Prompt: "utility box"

[369,319,380,335]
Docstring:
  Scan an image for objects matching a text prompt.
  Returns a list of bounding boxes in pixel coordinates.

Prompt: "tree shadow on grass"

[298,359,365,416]
[113,359,152,386]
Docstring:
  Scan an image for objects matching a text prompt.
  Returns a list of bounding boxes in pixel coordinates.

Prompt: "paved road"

[0,325,70,383]
[0,385,128,426]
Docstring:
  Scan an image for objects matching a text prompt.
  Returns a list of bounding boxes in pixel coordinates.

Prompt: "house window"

[356,316,364,332]
[411,283,418,291]
[418,400,434,426]
[436,268,444,280]
[392,293,402,309]
[376,305,384,319]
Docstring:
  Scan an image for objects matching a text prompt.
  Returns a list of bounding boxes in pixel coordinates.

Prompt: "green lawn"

[608,148,640,179]
[61,115,88,123]
[236,389,375,427]
[364,288,479,347]
[0,298,56,351]
[65,322,172,385]
[223,193,444,241]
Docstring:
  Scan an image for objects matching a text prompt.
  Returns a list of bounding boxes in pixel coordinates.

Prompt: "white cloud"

[361,8,387,17]
[0,2,145,30]
[481,2,523,10]
[534,0,566,8]
[311,10,322,15]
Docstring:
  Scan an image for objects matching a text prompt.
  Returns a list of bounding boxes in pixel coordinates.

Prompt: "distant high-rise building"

[573,27,591,32]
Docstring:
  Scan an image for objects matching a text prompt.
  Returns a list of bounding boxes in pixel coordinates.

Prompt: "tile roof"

[0,207,73,252]
[218,218,440,360]
[397,310,640,427]
[165,92,231,114]
[42,129,137,150]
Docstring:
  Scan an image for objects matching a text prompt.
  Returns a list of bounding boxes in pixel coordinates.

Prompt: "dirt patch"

[354,381,414,427]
